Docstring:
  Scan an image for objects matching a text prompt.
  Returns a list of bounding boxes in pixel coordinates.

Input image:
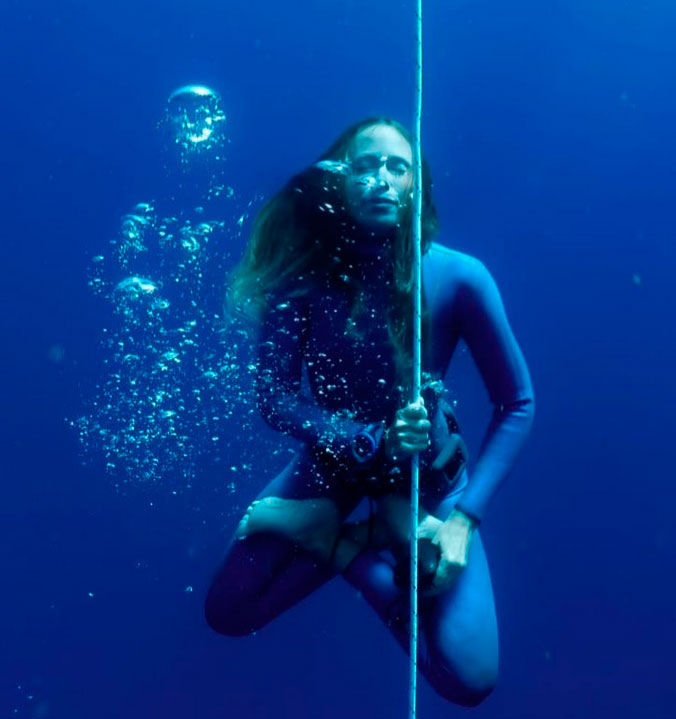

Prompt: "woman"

[205,118,534,707]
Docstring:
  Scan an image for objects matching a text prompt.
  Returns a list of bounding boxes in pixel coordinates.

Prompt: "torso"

[298,242,475,423]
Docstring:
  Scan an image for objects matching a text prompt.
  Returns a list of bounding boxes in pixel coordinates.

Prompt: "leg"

[421,531,498,705]
[342,531,498,706]
[205,452,362,636]
[204,531,335,636]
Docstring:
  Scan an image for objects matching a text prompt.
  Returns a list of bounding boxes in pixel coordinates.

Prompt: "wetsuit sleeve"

[255,294,364,461]
[452,260,535,522]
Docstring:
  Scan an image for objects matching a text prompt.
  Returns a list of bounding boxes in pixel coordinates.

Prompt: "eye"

[351,157,380,175]
[386,159,411,176]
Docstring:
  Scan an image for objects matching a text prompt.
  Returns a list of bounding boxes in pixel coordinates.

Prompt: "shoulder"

[426,242,487,275]
[424,242,495,294]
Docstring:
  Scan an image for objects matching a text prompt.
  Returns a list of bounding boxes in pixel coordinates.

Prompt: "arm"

[255,293,364,460]
[422,258,533,594]
[452,258,535,523]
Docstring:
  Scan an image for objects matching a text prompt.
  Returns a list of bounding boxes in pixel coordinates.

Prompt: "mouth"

[367,197,398,208]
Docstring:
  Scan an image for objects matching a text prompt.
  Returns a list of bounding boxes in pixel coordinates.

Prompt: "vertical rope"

[409,0,424,717]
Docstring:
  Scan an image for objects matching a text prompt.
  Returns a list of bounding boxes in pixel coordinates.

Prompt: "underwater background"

[2,0,675,716]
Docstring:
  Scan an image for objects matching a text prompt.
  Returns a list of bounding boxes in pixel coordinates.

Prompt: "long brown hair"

[228,117,439,381]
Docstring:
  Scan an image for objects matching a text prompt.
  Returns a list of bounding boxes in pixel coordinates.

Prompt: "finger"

[235,500,261,538]
[391,427,429,444]
[401,405,428,420]
[401,397,427,412]
[399,439,428,452]
[398,423,428,440]
[428,562,461,596]
[400,445,430,458]
[417,515,442,539]
[392,431,430,448]
[398,433,430,447]
[399,420,431,435]
[423,568,449,597]
[398,420,431,434]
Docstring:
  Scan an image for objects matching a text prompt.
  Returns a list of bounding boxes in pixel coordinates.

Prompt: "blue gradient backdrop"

[1,1,674,716]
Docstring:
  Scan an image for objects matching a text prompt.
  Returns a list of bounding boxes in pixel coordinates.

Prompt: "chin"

[360,215,398,232]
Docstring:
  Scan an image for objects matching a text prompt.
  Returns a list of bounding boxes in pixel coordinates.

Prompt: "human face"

[344,124,413,234]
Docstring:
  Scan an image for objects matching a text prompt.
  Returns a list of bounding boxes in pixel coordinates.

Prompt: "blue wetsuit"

[205,242,534,706]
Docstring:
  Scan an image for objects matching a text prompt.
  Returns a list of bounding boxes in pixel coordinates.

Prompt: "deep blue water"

[2,0,675,716]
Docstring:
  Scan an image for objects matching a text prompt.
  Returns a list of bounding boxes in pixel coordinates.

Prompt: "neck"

[339,245,392,287]
[321,224,398,286]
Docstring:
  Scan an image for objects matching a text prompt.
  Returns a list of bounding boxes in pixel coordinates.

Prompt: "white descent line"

[409,0,424,718]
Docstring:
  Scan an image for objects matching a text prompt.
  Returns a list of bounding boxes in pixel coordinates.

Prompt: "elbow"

[513,394,535,433]
[525,396,535,434]
[496,393,535,432]
[521,393,535,418]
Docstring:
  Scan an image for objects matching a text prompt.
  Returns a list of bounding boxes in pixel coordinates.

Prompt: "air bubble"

[161,85,227,162]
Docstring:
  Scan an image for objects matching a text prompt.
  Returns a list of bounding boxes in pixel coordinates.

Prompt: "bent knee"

[448,672,497,707]
[204,586,267,638]
[430,666,497,707]
[427,648,498,706]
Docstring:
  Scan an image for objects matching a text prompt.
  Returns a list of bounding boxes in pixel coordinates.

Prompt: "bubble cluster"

[74,196,260,490]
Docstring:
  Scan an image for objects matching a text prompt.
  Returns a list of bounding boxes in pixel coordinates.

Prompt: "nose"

[375,163,390,188]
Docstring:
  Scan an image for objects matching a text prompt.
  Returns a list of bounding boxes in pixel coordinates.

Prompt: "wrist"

[450,506,480,529]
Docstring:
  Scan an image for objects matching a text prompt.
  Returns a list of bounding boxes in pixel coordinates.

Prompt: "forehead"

[348,125,412,162]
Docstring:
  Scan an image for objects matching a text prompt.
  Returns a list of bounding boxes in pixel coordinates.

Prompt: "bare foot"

[236,496,341,563]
